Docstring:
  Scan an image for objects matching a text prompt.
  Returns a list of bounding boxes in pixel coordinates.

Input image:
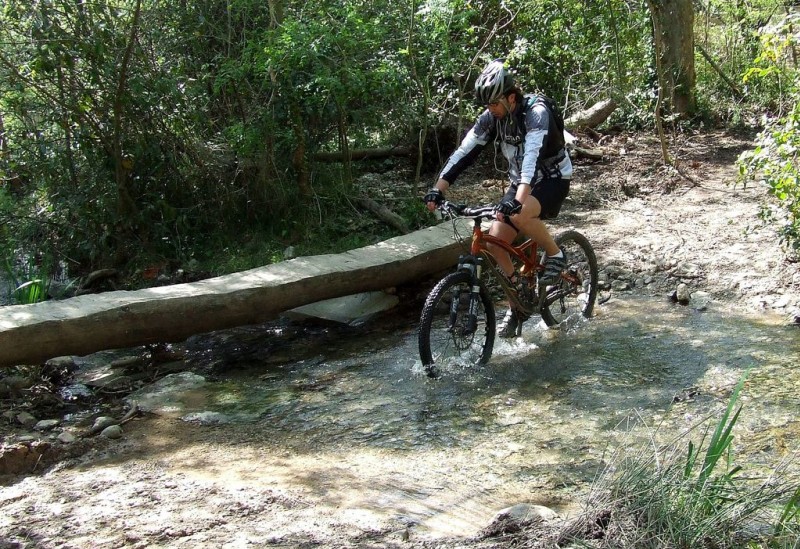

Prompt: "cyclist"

[424,58,572,338]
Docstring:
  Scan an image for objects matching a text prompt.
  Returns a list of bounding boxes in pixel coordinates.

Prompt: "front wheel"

[541,230,599,328]
[418,271,496,376]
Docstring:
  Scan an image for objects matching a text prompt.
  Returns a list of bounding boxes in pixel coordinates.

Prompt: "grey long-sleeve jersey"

[438,97,572,187]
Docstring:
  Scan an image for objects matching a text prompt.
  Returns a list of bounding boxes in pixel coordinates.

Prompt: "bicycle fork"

[448,255,484,337]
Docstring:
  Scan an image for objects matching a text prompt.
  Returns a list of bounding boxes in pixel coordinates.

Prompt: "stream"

[72,292,800,538]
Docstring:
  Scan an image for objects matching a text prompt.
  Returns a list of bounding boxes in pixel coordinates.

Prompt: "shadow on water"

[115,293,800,536]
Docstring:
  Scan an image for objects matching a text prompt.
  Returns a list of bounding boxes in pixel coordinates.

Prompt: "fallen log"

[565,98,617,130]
[565,130,605,161]
[355,196,410,234]
[0,220,472,367]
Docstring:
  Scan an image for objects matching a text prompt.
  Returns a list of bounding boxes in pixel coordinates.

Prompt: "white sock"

[549,251,564,259]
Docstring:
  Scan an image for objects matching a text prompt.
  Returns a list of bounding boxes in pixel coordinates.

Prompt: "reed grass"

[535,371,800,548]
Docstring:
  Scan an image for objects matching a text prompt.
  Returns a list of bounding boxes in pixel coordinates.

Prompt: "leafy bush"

[738,14,800,253]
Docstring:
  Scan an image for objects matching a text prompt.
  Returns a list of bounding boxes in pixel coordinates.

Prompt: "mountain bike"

[418,200,598,377]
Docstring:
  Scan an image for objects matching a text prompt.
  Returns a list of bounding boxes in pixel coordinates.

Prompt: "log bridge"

[0,220,472,368]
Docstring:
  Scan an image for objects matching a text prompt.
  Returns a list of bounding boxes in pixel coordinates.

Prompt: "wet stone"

[59,383,93,402]
[34,419,60,431]
[181,411,232,425]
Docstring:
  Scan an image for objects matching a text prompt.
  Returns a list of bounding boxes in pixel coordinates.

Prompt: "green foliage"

[738,14,800,252]
[2,253,50,305]
[0,0,790,279]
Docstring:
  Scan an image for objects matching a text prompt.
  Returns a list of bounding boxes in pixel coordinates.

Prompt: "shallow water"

[120,294,800,536]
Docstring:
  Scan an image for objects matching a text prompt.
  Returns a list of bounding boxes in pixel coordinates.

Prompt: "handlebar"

[439,200,497,221]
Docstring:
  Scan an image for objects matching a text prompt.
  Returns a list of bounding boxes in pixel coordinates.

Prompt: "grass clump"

[543,371,800,548]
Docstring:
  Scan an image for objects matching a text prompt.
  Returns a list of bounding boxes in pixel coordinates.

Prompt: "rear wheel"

[418,271,496,377]
[541,230,598,327]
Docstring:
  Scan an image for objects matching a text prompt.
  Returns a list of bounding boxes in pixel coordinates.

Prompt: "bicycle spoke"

[541,231,599,328]
[418,271,496,375]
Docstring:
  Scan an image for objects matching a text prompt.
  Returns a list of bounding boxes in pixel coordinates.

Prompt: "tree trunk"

[647,0,696,117]
[112,0,143,264]
[290,101,312,198]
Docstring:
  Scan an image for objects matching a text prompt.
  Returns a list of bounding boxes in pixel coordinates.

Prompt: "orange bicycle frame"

[467,221,542,277]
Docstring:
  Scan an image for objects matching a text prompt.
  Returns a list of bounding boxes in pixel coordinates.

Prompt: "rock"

[125,372,207,415]
[100,425,124,439]
[181,411,232,425]
[672,283,691,305]
[771,294,791,309]
[611,279,631,292]
[672,262,703,279]
[2,410,16,423]
[59,383,93,402]
[16,412,37,428]
[34,419,61,431]
[0,441,52,475]
[42,356,78,385]
[44,356,77,370]
[481,503,559,537]
[0,375,34,396]
[690,291,711,311]
[604,265,634,279]
[92,416,118,432]
[57,432,77,444]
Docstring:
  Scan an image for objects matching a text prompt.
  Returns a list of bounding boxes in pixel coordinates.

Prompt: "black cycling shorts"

[502,177,570,221]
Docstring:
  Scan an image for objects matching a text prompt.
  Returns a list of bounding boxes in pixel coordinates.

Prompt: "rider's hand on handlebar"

[496,197,522,217]
[423,188,444,212]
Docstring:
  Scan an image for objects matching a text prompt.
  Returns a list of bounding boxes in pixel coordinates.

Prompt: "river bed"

[65,293,800,541]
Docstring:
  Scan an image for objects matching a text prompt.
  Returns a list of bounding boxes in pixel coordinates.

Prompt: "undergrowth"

[532,371,800,548]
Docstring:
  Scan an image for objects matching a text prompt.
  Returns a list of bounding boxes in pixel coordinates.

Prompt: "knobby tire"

[418,271,496,377]
[540,230,599,327]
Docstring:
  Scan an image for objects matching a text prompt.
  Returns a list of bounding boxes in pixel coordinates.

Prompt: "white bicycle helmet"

[474,59,515,104]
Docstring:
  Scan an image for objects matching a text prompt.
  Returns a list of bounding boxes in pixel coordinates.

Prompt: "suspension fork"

[449,254,484,335]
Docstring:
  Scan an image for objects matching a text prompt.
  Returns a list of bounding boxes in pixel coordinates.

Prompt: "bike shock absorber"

[460,256,483,336]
